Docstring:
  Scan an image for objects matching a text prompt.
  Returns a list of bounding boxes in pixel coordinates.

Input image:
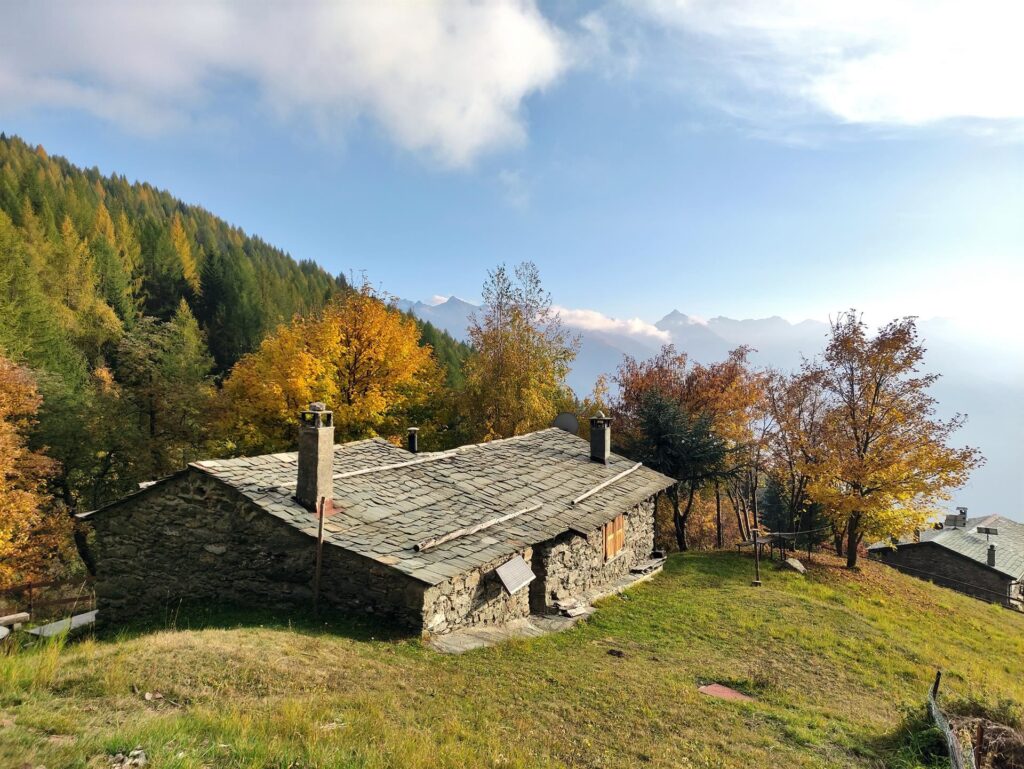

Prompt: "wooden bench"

[0,612,30,629]
[0,613,30,643]
[27,610,97,638]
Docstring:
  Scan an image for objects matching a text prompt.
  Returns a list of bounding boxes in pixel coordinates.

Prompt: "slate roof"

[869,515,1024,580]
[106,429,675,586]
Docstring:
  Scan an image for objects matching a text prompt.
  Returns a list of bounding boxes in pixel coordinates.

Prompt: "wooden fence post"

[932,669,942,699]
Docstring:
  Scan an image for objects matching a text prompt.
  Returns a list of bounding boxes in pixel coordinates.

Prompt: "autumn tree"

[49,216,123,362]
[621,390,726,551]
[461,262,579,440]
[763,369,828,549]
[0,355,67,588]
[611,345,763,548]
[683,348,766,547]
[169,212,201,294]
[807,311,983,568]
[220,286,441,452]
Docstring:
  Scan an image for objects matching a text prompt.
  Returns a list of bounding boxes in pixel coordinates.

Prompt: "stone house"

[81,408,675,634]
[869,512,1024,611]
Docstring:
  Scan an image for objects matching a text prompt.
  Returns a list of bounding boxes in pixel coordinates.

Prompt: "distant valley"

[398,296,1023,520]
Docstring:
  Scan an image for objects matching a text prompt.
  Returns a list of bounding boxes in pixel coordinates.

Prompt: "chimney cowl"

[988,543,997,567]
[407,427,420,454]
[590,412,612,464]
[296,402,334,512]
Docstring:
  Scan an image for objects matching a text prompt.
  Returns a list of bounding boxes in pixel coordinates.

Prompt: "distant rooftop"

[97,429,674,586]
[870,515,1024,579]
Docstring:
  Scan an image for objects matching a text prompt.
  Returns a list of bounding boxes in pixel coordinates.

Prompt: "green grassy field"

[1,552,1022,768]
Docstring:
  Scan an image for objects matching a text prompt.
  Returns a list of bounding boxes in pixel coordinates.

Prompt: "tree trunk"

[727,487,747,541]
[671,486,686,551]
[833,526,845,557]
[58,478,97,577]
[678,483,696,552]
[714,481,724,549]
[846,513,862,569]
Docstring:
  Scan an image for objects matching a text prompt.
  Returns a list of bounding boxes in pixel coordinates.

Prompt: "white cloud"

[0,1,568,166]
[633,0,1024,130]
[554,306,670,343]
[426,295,449,306]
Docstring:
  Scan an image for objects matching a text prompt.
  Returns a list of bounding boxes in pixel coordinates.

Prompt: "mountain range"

[398,296,1023,521]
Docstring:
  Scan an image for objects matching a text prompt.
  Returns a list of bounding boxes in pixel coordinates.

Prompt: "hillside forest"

[0,136,981,588]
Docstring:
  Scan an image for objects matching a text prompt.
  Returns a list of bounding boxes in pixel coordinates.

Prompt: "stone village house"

[81,407,675,634]
[869,510,1024,611]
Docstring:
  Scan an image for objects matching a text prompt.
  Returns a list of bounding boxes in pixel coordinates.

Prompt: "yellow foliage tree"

[461,262,579,440]
[0,355,64,588]
[170,213,200,294]
[220,287,441,452]
[50,216,122,361]
[807,311,983,568]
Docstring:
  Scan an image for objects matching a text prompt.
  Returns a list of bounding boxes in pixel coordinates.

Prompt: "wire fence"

[0,577,95,621]
[929,671,977,769]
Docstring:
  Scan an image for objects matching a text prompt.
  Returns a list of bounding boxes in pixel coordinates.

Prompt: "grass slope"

[1,552,1022,768]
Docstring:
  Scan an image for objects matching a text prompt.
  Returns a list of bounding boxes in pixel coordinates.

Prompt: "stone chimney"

[296,402,334,512]
[988,544,997,567]
[407,427,420,454]
[590,412,611,464]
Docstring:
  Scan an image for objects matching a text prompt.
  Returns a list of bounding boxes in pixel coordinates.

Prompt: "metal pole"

[313,497,325,614]
[752,532,762,587]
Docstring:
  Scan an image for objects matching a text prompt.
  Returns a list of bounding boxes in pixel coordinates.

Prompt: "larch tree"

[461,262,579,440]
[50,216,122,361]
[115,300,216,476]
[169,212,201,295]
[808,311,983,568]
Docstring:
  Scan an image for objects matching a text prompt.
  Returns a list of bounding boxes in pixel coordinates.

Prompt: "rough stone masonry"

[83,413,675,634]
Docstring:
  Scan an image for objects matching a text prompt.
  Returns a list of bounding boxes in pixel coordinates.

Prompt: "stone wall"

[89,470,425,628]
[319,546,426,628]
[421,547,534,634]
[532,498,656,612]
[875,543,1021,610]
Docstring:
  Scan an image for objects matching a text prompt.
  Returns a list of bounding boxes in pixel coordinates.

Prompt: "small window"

[604,514,625,560]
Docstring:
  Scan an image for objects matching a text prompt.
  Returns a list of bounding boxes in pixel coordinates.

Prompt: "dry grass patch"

[1,552,1021,768]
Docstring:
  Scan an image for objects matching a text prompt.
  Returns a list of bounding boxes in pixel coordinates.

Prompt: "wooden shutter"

[604,515,625,560]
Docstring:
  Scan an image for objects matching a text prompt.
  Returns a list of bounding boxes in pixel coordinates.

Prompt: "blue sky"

[1,1,1022,349]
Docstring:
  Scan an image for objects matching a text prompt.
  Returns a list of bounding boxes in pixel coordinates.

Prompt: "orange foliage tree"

[807,312,983,568]
[612,345,766,549]
[219,287,442,453]
[0,355,69,587]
